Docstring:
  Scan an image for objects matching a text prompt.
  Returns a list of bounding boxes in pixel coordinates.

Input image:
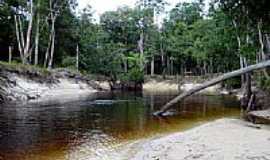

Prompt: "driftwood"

[154,60,270,116]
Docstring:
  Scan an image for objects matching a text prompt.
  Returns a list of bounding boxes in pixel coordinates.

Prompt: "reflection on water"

[0,91,240,160]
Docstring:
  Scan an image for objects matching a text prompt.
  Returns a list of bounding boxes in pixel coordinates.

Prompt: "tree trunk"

[171,58,174,75]
[23,0,34,62]
[76,44,79,71]
[124,59,128,73]
[240,56,245,86]
[18,16,25,49]
[48,19,55,70]
[203,61,207,75]
[160,41,166,79]
[266,34,270,53]
[14,15,24,63]
[34,0,40,66]
[151,56,154,76]
[167,56,170,75]
[8,46,12,63]
[154,60,270,116]
[210,58,213,74]
[138,32,144,71]
[258,19,269,78]
[233,19,246,87]
[44,28,53,68]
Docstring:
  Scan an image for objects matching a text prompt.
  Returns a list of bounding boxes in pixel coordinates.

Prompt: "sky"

[77,0,195,22]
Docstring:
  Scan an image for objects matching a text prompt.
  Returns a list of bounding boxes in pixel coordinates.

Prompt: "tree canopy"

[0,0,269,83]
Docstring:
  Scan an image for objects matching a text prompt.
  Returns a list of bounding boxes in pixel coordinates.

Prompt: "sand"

[79,118,270,160]
[127,118,270,160]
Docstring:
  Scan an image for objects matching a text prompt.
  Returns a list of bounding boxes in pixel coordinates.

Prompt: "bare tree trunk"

[23,0,34,62]
[18,16,25,49]
[210,58,213,74]
[266,34,270,53]
[246,94,255,112]
[180,64,184,76]
[14,15,24,63]
[160,43,166,79]
[238,43,246,88]
[233,19,246,87]
[44,29,53,67]
[76,44,79,71]
[34,0,40,66]
[171,58,174,75]
[138,32,144,71]
[48,18,55,70]
[154,60,270,116]
[8,46,12,63]
[167,56,170,75]
[258,19,269,78]
[124,59,128,73]
[203,61,207,75]
[151,56,154,76]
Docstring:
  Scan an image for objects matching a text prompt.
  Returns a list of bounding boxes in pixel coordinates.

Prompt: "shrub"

[61,56,76,69]
[119,68,144,84]
[258,76,270,91]
[223,77,241,89]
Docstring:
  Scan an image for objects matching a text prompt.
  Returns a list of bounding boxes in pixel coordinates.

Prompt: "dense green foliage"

[0,0,269,84]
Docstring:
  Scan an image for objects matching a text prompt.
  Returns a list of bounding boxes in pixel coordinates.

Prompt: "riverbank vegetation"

[0,0,269,89]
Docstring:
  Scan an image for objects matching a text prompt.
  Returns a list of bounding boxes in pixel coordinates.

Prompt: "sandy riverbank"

[143,79,222,95]
[78,118,270,160]
[127,118,270,160]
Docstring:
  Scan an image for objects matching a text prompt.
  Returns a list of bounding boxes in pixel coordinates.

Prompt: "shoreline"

[0,64,105,103]
[85,118,270,160]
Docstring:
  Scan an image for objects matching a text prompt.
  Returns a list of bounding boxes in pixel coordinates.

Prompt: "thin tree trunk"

[203,61,207,75]
[266,34,270,53]
[161,45,166,79]
[8,46,12,63]
[244,33,252,99]
[14,15,24,63]
[233,19,246,87]
[44,29,53,68]
[23,0,34,62]
[138,32,144,71]
[124,59,128,73]
[34,0,40,66]
[171,58,174,75]
[246,94,255,112]
[210,58,213,74]
[239,49,246,88]
[18,16,25,49]
[48,18,55,70]
[258,19,269,78]
[76,44,79,71]
[154,60,270,116]
[180,64,184,76]
[151,56,154,76]
[167,56,170,75]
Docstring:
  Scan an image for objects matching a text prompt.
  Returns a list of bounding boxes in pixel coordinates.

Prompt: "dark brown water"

[0,91,240,160]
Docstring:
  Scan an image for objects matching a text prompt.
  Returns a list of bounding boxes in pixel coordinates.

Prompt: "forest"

[0,0,269,86]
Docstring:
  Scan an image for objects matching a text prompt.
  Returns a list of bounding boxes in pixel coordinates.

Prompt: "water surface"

[0,91,240,160]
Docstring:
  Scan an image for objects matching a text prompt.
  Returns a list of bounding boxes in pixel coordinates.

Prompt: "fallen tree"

[154,60,270,116]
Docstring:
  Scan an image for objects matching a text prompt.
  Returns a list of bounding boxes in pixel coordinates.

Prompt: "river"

[0,91,240,160]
